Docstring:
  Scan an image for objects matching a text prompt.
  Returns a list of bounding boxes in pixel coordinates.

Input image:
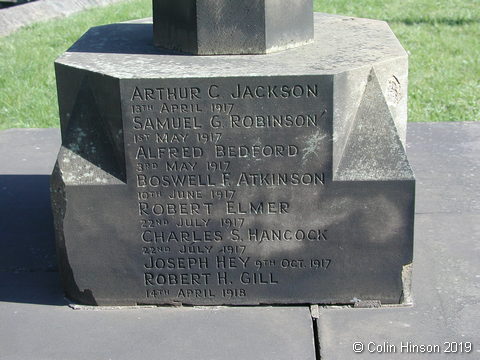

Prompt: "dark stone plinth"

[152,0,314,55]
[52,14,414,306]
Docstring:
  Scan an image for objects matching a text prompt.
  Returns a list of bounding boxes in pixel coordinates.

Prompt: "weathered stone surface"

[152,0,314,55]
[52,14,414,306]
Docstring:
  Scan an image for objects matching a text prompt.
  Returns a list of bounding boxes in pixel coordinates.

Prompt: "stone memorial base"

[52,14,414,306]
[1,123,478,359]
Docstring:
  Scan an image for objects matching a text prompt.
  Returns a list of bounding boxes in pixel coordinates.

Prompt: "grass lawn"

[0,0,478,129]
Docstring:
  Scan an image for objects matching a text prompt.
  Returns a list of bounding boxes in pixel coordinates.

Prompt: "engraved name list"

[124,77,334,304]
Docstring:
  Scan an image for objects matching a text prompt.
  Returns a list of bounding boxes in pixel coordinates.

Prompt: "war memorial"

[1,1,478,359]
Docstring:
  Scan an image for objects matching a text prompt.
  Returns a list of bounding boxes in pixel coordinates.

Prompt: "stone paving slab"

[406,122,480,214]
[0,0,129,37]
[0,283,316,360]
[318,213,480,359]
[0,128,60,175]
[318,122,480,359]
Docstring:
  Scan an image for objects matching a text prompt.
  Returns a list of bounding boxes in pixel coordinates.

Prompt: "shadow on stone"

[67,23,188,56]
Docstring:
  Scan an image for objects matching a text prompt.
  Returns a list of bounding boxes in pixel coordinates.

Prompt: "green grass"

[0,0,478,129]
[315,0,480,122]
[0,0,151,129]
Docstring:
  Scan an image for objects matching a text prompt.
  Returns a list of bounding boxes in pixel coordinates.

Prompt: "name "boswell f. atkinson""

[131,83,320,101]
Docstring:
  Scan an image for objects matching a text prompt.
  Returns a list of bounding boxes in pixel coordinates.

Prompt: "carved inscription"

[125,77,333,303]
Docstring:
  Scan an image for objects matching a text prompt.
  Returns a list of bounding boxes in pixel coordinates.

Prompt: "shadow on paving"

[0,174,64,306]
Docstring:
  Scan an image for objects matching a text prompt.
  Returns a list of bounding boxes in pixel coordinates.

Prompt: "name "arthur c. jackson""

[130,83,320,101]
